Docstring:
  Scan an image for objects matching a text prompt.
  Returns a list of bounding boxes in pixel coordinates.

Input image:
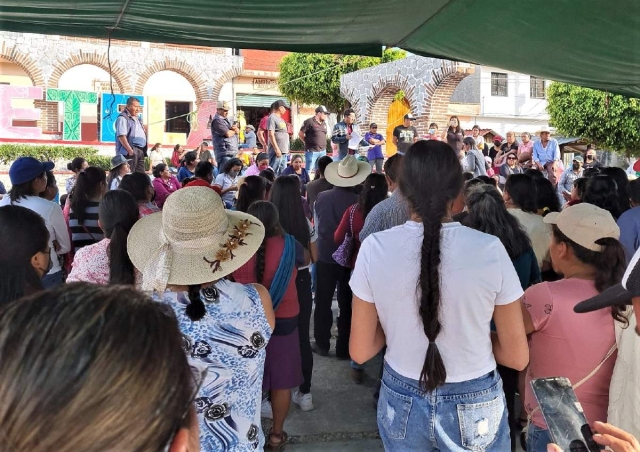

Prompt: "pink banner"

[0,86,44,139]
[186,100,215,147]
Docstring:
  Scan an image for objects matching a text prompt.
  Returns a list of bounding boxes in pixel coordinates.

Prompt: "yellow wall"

[386,98,411,156]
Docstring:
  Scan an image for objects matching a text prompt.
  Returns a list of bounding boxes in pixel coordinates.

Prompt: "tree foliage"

[278,49,406,114]
[547,82,640,156]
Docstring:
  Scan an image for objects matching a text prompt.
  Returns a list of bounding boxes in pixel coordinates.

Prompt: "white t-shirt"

[298,218,317,271]
[0,195,71,275]
[149,150,164,169]
[508,208,551,268]
[110,176,122,191]
[350,221,523,382]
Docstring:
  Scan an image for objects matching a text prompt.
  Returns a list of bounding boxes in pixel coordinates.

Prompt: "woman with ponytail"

[521,203,627,452]
[233,201,309,450]
[350,140,528,451]
[67,190,139,285]
[69,166,107,250]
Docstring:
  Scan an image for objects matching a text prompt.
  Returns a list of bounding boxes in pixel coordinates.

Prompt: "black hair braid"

[399,140,464,392]
[418,201,447,391]
[185,285,206,321]
[255,241,267,284]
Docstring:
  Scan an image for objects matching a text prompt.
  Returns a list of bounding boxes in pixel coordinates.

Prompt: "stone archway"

[134,61,207,104]
[341,56,474,137]
[186,64,242,147]
[48,52,129,92]
[420,63,474,135]
[366,85,411,155]
[0,42,45,87]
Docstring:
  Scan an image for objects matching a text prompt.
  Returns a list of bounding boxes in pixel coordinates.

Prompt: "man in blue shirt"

[532,126,561,187]
[115,97,147,173]
[364,123,385,173]
[211,100,239,169]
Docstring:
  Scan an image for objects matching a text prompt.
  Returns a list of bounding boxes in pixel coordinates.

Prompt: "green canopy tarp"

[1,0,639,97]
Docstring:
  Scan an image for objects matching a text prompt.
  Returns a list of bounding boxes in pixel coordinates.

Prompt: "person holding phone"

[520,204,628,452]
[553,244,640,452]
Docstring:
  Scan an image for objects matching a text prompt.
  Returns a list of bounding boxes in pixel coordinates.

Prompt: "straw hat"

[324,155,371,187]
[128,187,264,291]
[536,125,553,135]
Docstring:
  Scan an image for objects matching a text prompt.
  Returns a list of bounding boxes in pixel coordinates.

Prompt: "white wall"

[478,66,550,134]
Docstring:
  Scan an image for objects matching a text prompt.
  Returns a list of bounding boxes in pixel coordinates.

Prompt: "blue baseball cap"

[9,157,55,185]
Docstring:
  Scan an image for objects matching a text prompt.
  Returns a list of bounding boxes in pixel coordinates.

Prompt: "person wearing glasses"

[299,106,330,173]
[499,152,524,189]
[365,123,386,173]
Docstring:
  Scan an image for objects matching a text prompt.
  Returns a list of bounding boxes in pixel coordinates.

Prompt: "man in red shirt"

[258,107,272,150]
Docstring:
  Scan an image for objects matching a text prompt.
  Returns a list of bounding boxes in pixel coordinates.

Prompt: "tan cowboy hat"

[128,187,264,291]
[536,125,553,135]
[324,155,371,187]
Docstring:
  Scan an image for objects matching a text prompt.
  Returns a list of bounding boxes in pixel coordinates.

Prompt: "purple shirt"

[365,132,384,160]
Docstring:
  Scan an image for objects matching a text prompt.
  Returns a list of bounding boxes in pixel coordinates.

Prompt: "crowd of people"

[0,102,640,452]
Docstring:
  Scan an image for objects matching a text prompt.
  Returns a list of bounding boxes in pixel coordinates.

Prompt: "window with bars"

[530,76,546,99]
[491,72,508,97]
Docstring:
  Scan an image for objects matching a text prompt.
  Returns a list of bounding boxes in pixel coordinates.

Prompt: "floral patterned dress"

[66,238,142,286]
[155,279,272,451]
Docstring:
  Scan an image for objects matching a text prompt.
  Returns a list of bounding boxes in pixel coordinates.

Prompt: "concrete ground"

[262,299,526,451]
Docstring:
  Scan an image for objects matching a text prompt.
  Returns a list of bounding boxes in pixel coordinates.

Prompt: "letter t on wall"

[46,88,98,141]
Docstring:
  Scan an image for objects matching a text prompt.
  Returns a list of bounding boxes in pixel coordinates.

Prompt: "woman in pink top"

[67,190,140,285]
[151,163,181,208]
[521,203,629,452]
[518,132,534,167]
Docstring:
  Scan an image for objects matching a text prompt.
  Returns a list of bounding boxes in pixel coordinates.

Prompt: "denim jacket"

[331,122,368,158]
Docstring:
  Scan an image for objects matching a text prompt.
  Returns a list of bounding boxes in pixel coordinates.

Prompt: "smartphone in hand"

[530,377,601,452]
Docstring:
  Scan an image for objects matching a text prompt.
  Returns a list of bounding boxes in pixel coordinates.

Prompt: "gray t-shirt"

[267,113,289,156]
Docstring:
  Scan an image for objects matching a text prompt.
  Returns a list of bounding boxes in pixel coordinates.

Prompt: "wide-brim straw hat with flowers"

[324,155,371,187]
[128,186,265,292]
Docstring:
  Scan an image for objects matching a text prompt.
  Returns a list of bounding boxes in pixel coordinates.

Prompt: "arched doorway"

[386,96,411,156]
[143,71,198,146]
[367,86,412,158]
[58,64,111,141]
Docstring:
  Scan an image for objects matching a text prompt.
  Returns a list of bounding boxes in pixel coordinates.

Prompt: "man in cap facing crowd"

[299,106,330,172]
[211,100,240,169]
[392,113,418,155]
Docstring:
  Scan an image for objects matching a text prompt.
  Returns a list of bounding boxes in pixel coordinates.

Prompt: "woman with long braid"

[350,140,529,450]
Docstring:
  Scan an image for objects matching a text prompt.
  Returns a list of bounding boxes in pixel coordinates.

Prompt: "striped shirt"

[359,190,410,242]
[69,201,104,250]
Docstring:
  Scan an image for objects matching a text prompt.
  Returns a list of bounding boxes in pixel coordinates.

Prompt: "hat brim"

[128,209,265,287]
[324,160,371,187]
[110,159,131,171]
[43,161,55,172]
[574,283,633,313]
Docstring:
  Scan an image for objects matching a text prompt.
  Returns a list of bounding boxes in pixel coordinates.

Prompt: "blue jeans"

[527,424,553,452]
[305,149,326,172]
[270,153,287,175]
[42,271,64,289]
[218,155,233,172]
[378,362,509,451]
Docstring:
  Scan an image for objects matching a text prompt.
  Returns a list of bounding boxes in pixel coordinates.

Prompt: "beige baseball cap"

[216,100,231,111]
[543,203,620,252]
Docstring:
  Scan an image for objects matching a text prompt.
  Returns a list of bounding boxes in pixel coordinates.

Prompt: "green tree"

[278,49,406,114]
[547,82,640,156]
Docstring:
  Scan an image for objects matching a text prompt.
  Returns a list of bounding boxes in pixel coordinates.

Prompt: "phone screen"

[530,377,600,452]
